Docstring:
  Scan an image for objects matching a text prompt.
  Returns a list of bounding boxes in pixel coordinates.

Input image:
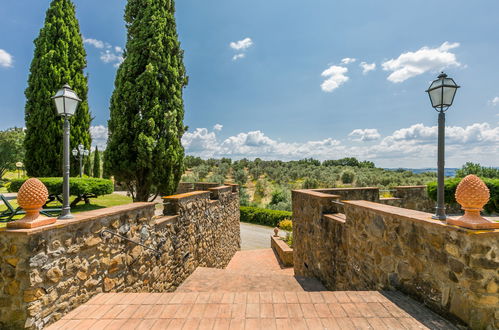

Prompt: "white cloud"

[115,46,123,53]
[382,42,461,83]
[213,124,223,131]
[341,58,356,65]
[490,97,499,106]
[360,62,376,74]
[348,128,381,142]
[90,125,108,150]
[320,65,349,92]
[83,38,105,49]
[100,50,124,67]
[0,49,13,68]
[230,38,253,51]
[232,53,245,61]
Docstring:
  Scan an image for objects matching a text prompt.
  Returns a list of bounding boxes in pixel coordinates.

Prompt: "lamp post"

[72,144,89,177]
[425,72,460,220]
[52,84,81,220]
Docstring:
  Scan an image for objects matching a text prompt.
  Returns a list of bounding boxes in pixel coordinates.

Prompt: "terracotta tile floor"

[47,249,458,329]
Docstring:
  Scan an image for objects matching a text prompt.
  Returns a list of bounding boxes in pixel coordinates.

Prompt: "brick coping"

[0,202,154,236]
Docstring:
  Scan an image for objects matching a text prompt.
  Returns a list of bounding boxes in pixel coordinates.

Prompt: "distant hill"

[385,168,458,177]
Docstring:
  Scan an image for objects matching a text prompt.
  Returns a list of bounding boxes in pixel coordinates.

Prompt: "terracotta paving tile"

[261,318,277,330]
[342,302,363,317]
[350,317,372,329]
[115,305,138,319]
[327,303,347,317]
[335,317,356,330]
[204,304,221,318]
[217,304,232,318]
[196,292,211,304]
[321,292,338,303]
[244,318,261,329]
[320,318,341,330]
[299,304,317,318]
[273,304,288,318]
[305,318,323,329]
[234,292,247,304]
[176,304,193,318]
[156,293,174,304]
[104,319,128,330]
[271,292,286,304]
[260,292,273,303]
[98,293,117,305]
[106,293,129,305]
[86,319,112,329]
[290,318,308,330]
[182,318,201,330]
[247,292,260,304]
[367,317,389,329]
[381,317,405,329]
[346,291,365,303]
[152,319,172,328]
[382,301,411,318]
[213,318,231,330]
[136,319,157,330]
[313,303,331,318]
[354,302,376,318]
[132,305,153,319]
[90,304,115,319]
[286,304,303,318]
[118,318,142,330]
[284,292,299,304]
[86,293,108,305]
[231,303,246,319]
[296,292,312,303]
[45,319,69,329]
[145,304,165,319]
[221,292,235,304]
[160,304,180,318]
[62,305,90,320]
[142,293,163,305]
[332,291,351,303]
[167,319,185,329]
[58,319,84,329]
[209,292,224,303]
[275,318,292,330]
[367,302,391,317]
[181,292,199,304]
[74,304,102,319]
[359,291,384,303]
[189,304,207,318]
[229,318,245,330]
[246,303,260,319]
[102,305,128,319]
[197,318,215,330]
[169,293,186,304]
[309,292,325,303]
[129,293,150,305]
[260,303,274,318]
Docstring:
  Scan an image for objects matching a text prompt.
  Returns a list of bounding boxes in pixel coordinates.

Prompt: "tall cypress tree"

[106,0,187,201]
[93,146,101,178]
[24,0,91,177]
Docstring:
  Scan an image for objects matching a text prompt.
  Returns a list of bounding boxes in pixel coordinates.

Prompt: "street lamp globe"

[72,149,78,157]
[426,72,460,111]
[52,84,82,117]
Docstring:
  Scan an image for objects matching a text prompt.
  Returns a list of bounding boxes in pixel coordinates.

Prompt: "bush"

[240,206,292,227]
[427,178,499,214]
[341,170,355,184]
[278,219,293,231]
[8,177,114,197]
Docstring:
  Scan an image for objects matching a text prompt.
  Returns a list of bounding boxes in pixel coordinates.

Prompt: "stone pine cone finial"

[7,178,57,229]
[447,175,499,229]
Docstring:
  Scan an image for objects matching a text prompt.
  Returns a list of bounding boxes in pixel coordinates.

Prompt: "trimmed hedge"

[427,178,499,214]
[240,206,292,227]
[8,177,114,197]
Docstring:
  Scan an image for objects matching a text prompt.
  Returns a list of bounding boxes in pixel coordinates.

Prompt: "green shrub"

[8,177,114,197]
[341,170,355,184]
[283,232,293,248]
[427,178,499,214]
[240,206,292,227]
[278,219,293,231]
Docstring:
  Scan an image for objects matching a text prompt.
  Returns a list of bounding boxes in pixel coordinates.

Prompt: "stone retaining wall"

[0,185,240,329]
[293,189,498,329]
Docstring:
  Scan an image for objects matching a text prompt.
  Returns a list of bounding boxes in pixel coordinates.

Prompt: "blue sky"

[1,0,498,167]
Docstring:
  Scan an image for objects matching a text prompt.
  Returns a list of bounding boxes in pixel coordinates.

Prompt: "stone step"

[226,249,294,276]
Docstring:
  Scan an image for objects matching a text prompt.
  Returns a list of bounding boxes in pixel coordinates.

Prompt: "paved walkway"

[240,223,284,250]
[48,249,457,329]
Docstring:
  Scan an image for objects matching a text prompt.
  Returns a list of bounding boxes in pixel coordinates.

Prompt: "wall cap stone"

[394,185,427,189]
[153,215,179,226]
[292,189,341,199]
[323,213,346,224]
[162,191,211,201]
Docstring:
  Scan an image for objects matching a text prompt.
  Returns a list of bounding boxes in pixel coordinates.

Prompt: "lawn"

[0,193,133,228]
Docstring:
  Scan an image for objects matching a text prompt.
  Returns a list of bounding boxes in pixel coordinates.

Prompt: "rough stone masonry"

[0,184,240,329]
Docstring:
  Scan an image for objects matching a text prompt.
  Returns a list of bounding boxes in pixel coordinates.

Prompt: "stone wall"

[312,187,380,203]
[0,185,240,329]
[293,189,499,329]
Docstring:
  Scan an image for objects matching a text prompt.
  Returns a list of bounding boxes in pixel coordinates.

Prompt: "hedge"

[8,177,114,197]
[427,178,499,214]
[240,206,292,227]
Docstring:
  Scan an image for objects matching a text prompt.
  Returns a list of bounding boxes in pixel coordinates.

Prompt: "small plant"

[278,219,293,232]
[283,232,293,248]
[341,170,355,184]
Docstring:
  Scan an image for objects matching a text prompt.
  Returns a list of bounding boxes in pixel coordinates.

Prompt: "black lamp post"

[425,72,460,220]
[72,144,89,178]
[52,84,81,219]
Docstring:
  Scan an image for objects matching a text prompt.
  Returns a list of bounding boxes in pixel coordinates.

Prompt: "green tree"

[24,0,91,177]
[83,154,92,177]
[0,128,26,179]
[106,0,188,201]
[93,147,101,178]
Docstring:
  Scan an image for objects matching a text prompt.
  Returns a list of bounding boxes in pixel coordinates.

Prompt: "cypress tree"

[24,0,91,177]
[106,0,187,201]
[93,147,101,178]
[84,154,92,177]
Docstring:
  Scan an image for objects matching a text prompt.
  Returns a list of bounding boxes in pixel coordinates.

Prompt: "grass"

[0,193,133,228]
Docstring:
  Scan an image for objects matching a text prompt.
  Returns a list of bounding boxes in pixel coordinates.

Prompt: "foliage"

[302,177,319,189]
[0,128,25,179]
[267,188,292,211]
[24,0,91,177]
[278,219,293,231]
[239,186,251,206]
[83,154,92,177]
[93,147,101,178]
[455,162,499,179]
[240,206,292,227]
[427,178,499,214]
[341,169,355,184]
[283,232,293,248]
[106,0,187,201]
[8,177,113,197]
